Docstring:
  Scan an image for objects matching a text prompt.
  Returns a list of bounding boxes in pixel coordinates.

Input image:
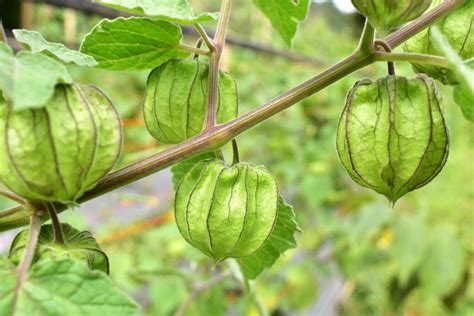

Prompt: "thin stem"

[0,0,463,232]
[375,52,451,68]
[357,19,375,54]
[12,207,43,312]
[374,40,395,75]
[205,0,233,130]
[175,271,231,316]
[194,24,215,51]
[178,43,209,56]
[231,139,240,165]
[0,188,27,205]
[193,38,204,60]
[47,203,65,244]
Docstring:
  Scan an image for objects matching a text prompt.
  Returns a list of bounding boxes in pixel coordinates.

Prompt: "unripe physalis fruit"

[404,0,473,84]
[0,84,123,203]
[175,159,278,264]
[336,75,449,204]
[143,59,238,144]
[351,0,431,35]
[9,224,109,273]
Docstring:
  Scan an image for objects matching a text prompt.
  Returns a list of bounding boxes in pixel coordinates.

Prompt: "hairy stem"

[0,0,462,232]
[374,52,451,68]
[205,0,233,130]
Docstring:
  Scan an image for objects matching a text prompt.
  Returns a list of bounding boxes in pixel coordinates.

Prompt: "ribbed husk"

[336,75,449,204]
[403,0,474,84]
[9,223,109,273]
[143,59,238,144]
[175,159,279,263]
[352,0,431,35]
[0,83,123,203]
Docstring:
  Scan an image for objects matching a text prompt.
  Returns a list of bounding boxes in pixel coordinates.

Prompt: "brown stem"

[205,0,233,130]
[47,203,65,244]
[374,40,395,75]
[0,0,462,232]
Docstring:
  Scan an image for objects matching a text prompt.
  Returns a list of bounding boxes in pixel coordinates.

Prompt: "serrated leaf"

[95,0,219,24]
[171,151,221,190]
[237,196,300,280]
[80,17,189,70]
[0,42,72,110]
[253,0,310,47]
[9,224,109,273]
[419,226,467,298]
[0,259,139,316]
[13,29,97,67]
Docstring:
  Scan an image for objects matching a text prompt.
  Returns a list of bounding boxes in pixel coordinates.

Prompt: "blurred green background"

[0,1,472,315]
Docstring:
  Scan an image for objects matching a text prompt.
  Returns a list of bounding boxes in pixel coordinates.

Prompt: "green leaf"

[418,226,467,298]
[0,259,139,316]
[80,17,189,70]
[9,224,109,273]
[171,151,221,190]
[13,29,97,67]
[238,196,300,280]
[253,0,311,47]
[0,42,72,110]
[94,0,219,24]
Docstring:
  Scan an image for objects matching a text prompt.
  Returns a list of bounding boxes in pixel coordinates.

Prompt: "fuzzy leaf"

[80,17,188,70]
[238,196,300,280]
[0,43,72,110]
[94,0,219,24]
[13,29,97,67]
[0,259,139,316]
[253,0,310,47]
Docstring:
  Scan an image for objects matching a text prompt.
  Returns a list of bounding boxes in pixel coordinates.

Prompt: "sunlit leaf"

[13,29,97,67]
[0,42,72,110]
[94,0,219,24]
[0,259,139,316]
[253,0,311,47]
[81,17,189,70]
